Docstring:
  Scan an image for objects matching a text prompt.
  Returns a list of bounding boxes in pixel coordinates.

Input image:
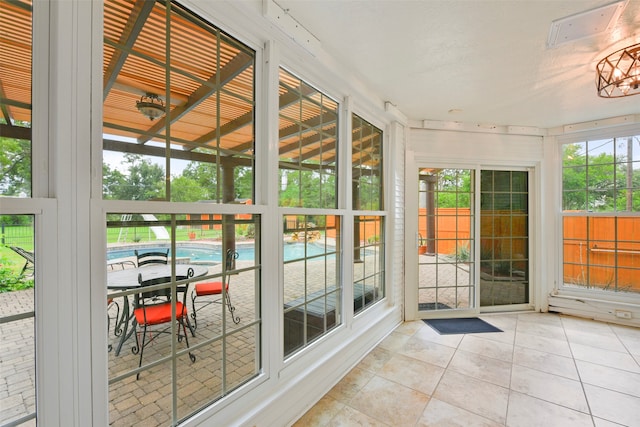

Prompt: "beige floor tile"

[576,360,640,397]
[570,341,640,373]
[292,314,640,427]
[516,319,567,341]
[417,398,502,427]
[413,323,464,348]
[348,376,429,427]
[292,395,345,427]
[377,353,445,395]
[377,331,411,352]
[327,366,375,403]
[448,350,512,388]
[593,416,628,427]
[458,334,514,363]
[512,346,579,380]
[328,405,390,426]
[394,320,426,336]
[473,328,516,346]
[612,328,640,355]
[357,346,394,373]
[400,335,456,368]
[506,391,592,427]
[510,365,589,413]
[518,312,563,326]
[560,316,615,333]
[514,331,572,358]
[564,328,627,353]
[584,384,640,426]
[479,314,518,332]
[432,370,509,424]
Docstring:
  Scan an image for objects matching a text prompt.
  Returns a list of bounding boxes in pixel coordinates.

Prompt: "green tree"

[171,175,209,202]
[0,133,31,197]
[561,142,640,212]
[436,169,471,208]
[102,154,165,200]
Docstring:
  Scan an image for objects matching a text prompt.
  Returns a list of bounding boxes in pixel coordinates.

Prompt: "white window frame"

[556,124,640,305]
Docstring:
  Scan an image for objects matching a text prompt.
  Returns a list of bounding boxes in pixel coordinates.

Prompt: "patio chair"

[107,298,119,352]
[132,268,195,379]
[191,249,240,329]
[135,249,169,267]
[10,246,34,277]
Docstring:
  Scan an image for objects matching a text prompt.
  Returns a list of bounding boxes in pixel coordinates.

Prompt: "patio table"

[107,264,208,356]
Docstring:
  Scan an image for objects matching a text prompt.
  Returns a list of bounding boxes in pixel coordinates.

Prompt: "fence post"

[1,223,4,245]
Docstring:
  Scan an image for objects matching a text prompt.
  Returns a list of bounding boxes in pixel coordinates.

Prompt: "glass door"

[480,170,529,307]
[417,168,476,314]
[410,166,531,319]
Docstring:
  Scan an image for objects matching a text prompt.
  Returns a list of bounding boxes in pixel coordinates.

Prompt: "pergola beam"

[103,0,155,100]
[138,51,254,144]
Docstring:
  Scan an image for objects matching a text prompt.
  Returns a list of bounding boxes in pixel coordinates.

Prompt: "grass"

[0,247,33,292]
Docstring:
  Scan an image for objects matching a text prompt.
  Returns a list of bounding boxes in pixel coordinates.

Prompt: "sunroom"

[0,0,639,426]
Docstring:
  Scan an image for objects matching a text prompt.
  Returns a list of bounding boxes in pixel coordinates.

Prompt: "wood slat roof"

[1,0,380,170]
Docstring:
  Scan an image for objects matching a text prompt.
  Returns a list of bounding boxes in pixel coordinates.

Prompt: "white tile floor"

[293,312,640,427]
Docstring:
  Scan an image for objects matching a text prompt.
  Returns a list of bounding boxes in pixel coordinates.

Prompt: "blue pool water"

[107,242,332,263]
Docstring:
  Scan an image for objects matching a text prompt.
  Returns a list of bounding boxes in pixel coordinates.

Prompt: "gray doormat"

[423,317,502,335]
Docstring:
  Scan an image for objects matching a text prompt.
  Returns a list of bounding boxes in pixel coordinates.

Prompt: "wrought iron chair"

[106,259,136,351]
[191,249,240,328]
[9,246,34,277]
[134,248,169,267]
[132,268,195,379]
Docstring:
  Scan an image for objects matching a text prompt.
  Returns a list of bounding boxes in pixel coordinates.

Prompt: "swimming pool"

[106,242,333,263]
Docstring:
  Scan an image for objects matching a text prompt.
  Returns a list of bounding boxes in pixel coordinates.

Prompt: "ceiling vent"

[547,0,627,48]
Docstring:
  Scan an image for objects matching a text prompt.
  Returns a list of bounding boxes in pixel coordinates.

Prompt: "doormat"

[423,317,502,335]
[418,303,451,311]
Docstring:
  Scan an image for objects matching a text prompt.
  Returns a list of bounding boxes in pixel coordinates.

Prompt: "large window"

[279,69,341,357]
[0,0,32,199]
[103,0,255,203]
[562,136,640,295]
[352,114,384,313]
[0,1,37,425]
[102,1,260,424]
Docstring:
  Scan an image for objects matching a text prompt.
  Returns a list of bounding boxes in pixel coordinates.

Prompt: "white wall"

[406,126,548,314]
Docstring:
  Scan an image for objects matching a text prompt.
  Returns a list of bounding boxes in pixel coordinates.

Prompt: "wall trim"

[548,294,640,327]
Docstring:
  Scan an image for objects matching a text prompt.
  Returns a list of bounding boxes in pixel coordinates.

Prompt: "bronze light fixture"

[596,43,640,98]
[136,93,165,120]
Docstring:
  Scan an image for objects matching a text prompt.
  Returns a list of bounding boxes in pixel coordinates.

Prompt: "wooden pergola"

[1,0,380,191]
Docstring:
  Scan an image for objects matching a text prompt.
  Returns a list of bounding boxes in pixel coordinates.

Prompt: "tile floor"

[293,312,640,427]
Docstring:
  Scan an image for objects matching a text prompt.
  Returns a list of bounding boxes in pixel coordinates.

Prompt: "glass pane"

[0,0,32,198]
[418,168,475,311]
[352,114,383,210]
[283,215,341,357]
[354,216,384,314]
[587,139,614,165]
[480,169,529,306]
[107,211,261,423]
[103,0,255,202]
[278,69,338,208]
[562,215,640,295]
[0,214,36,425]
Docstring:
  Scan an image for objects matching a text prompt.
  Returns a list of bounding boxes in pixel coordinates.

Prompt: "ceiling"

[275,0,640,129]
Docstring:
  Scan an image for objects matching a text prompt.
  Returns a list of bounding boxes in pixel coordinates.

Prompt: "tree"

[171,175,209,202]
[102,154,165,200]
[436,169,471,208]
[0,133,31,197]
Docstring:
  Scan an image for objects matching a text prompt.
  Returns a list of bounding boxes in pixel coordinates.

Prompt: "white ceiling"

[275,0,640,129]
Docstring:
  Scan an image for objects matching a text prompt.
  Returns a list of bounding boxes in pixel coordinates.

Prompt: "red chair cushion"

[195,281,228,296]
[134,302,186,326]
